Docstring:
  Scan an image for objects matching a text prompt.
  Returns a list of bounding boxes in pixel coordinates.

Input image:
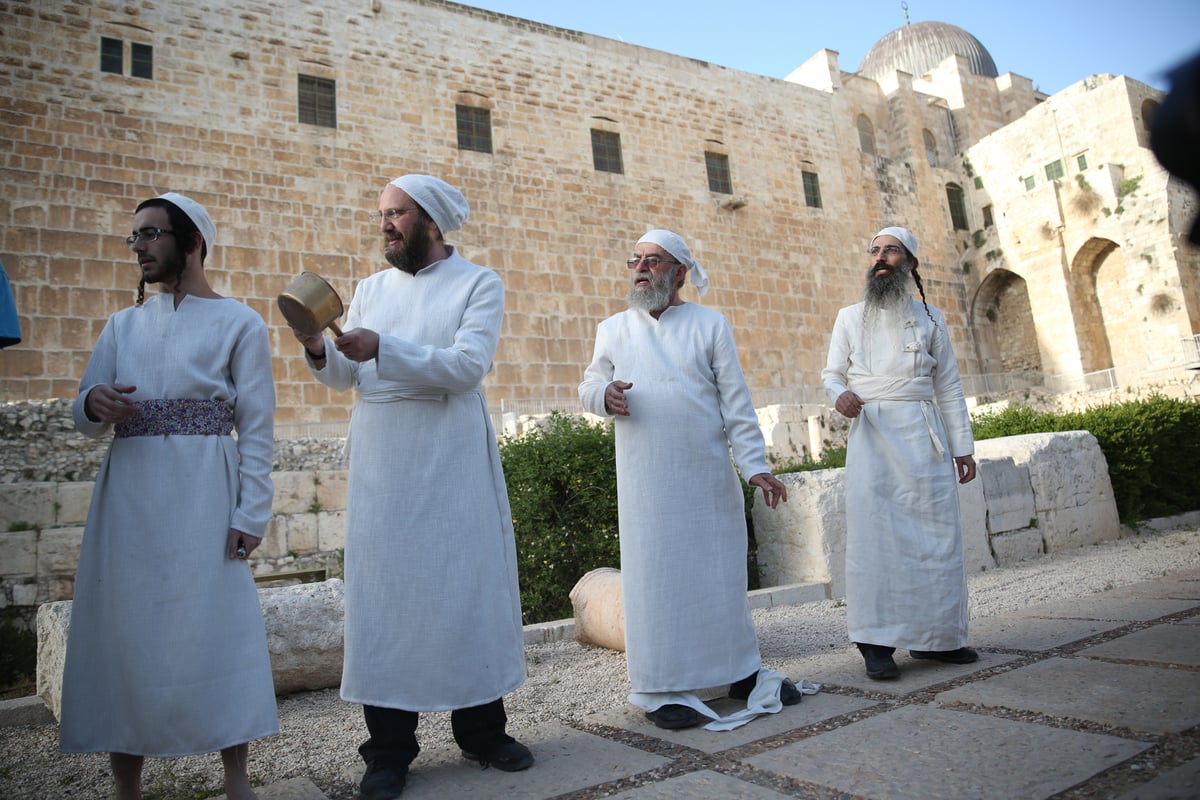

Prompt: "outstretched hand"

[749,473,788,509]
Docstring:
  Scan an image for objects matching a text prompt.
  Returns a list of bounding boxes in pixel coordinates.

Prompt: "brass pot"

[278,272,344,337]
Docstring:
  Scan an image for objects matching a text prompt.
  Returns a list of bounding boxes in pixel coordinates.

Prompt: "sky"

[466,0,1197,96]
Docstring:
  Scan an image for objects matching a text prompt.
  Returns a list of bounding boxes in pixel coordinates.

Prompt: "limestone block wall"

[0,469,350,613]
[751,430,1121,596]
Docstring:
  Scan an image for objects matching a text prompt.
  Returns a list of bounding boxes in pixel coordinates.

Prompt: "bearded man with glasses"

[822,226,979,682]
[580,229,806,733]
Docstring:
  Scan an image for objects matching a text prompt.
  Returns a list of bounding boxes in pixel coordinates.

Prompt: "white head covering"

[872,226,917,257]
[636,229,710,297]
[388,175,469,235]
[158,192,215,254]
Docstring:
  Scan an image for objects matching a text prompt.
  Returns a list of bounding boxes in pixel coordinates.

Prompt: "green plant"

[500,412,620,624]
[971,396,1200,523]
[972,229,987,249]
[6,521,34,532]
[0,610,36,693]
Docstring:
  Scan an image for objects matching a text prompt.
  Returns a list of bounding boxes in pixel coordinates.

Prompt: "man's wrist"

[305,345,326,360]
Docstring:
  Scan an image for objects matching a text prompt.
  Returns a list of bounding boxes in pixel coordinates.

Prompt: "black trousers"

[359,698,509,769]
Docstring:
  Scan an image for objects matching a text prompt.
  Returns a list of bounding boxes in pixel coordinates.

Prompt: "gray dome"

[858,21,998,82]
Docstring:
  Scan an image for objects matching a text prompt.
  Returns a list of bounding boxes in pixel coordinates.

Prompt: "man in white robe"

[60,193,277,800]
[822,226,979,681]
[292,175,529,800]
[580,229,804,731]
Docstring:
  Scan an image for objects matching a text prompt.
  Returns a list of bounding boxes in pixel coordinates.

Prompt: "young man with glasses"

[291,175,530,800]
[59,193,277,800]
[580,229,805,732]
[822,226,978,681]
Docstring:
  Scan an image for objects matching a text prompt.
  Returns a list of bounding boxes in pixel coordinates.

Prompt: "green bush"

[971,395,1200,523]
[499,412,620,624]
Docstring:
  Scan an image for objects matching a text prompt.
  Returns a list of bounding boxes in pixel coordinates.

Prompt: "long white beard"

[627,273,674,313]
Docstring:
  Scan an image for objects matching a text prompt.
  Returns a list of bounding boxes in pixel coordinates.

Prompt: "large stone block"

[957,472,996,573]
[55,482,93,526]
[36,527,84,576]
[975,431,1120,552]
[0,483,56,531]
[37,579,347,719]
[752,469,847,596]
[0,530,38,578]
[569,567,625,652]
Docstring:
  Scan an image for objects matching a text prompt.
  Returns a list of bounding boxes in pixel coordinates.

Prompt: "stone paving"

[239,569,1199,800]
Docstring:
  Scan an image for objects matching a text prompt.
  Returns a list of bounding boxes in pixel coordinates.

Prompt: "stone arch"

[1068,237,1124,374]
[923,129,938,167]
[970,268,1040,374]
[1138,99,1160,148]
[857,114,875,155]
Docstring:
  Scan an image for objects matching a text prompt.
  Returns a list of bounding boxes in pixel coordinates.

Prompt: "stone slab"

[771,646,1017,695]
[213,776,329,800]
[743,703,1147,800]
[609,769,793,799]
[381,722,671,799]
[1114,756,1200,800]
[1077,623,1200,666]
[1012,597,1197,622]
[1099,578,1200,601]
[587,691,876,754]
[0,694,54,727]
[937,657,1200,734]
[968,614,1127,651]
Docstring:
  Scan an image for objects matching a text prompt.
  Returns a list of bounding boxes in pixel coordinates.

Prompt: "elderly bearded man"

[580,229,805,732]
[292,175,530,800]
[822,226,979,681]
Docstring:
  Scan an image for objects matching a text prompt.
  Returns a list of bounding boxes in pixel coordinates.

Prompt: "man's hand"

[291,327,325,360]
[334,329,380,362]
[749,473,788,509]
[605,380,633,416]
[226,529,262,561]
[84,384,138,424]
[953,454,977,484]
[834,390,864,419]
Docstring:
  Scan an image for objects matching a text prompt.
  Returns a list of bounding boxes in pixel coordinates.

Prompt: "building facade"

[1,0,1195,429]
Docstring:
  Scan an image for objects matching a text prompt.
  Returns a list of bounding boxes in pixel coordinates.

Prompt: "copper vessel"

[277,272,344,337]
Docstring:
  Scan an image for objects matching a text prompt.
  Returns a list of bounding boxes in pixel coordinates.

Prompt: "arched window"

[946,183,969,230]
[923,129,938,167]
[1138,99,1160,148]
[857,114,875,155]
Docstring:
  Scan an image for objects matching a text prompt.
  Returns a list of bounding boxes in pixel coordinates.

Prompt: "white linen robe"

[579,303,765,693]
[59,294,278,757]
[309,250,526,711]
[821,299,974,651]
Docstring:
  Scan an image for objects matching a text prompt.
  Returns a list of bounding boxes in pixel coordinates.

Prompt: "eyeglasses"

[626,255,680,269]
[367,207,420,223]
[125,227,175,248]
[868,245,905,257]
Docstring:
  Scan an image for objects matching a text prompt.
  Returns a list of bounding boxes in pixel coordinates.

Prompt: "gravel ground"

[2,524,1197,799]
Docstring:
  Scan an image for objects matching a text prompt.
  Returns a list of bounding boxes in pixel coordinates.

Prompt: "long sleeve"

[929,309,974,457]
[578,320,616,417]
[711,317,769,478]
[228,316,276,537]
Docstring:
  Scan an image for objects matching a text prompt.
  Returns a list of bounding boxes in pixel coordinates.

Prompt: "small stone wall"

[751,430,1123,596]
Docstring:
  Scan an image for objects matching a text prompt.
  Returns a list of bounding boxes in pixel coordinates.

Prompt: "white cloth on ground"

[629,670,822,731]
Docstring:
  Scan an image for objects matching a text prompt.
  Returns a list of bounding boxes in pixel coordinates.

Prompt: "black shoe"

[461,735,534,772]
[856,642,900,680]
[359,763,407,800]
[779,678,803,706]
[644,703,705,730]
[910,647,979,664]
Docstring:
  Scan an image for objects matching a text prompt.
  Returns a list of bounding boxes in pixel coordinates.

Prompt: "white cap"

[158,192,216,254]
[872,226,917,257]
[388,175,469,235]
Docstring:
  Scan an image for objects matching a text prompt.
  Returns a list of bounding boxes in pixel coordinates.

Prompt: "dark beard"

[384,223,433,275]
[626,270,674,313]
[863,265,912,310]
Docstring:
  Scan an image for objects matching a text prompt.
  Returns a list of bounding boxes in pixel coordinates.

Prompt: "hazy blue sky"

[467,0,1196,95]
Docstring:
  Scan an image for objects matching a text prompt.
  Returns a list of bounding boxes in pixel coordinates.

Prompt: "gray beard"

[863,267,912,311]
[627,276,674,313]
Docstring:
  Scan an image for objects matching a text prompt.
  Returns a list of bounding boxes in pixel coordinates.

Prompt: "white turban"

[159,192,215,254]
[636,229,710,297]
[872,226,917,257]
[388,175,469,235]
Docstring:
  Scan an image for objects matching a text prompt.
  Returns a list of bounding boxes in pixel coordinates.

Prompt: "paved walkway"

[242,568,1199,800]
